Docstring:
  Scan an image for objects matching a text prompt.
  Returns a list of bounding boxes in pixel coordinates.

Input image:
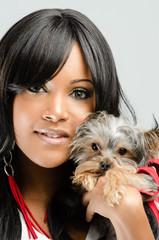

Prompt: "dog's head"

[70,111,159,175]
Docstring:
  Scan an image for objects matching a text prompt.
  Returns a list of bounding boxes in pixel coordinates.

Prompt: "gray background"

[0,0,159,128]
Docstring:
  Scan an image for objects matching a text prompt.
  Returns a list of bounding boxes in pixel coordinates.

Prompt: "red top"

[138,158,159,224]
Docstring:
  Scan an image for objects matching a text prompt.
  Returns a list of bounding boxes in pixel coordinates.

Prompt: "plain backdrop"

[0,0,159,128]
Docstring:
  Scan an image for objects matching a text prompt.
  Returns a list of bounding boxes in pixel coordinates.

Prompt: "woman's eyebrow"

[71,79,94,85]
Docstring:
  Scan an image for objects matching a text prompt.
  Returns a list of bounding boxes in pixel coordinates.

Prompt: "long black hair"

[0,8,135,239]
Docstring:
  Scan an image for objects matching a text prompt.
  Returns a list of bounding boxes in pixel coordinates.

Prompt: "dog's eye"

[118,148,127,155]
[92,143,99,151]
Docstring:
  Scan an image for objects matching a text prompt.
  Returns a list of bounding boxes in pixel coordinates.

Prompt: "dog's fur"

[70,111,159,239]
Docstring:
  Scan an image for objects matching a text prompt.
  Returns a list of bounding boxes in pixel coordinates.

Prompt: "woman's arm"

[82,176,155,240]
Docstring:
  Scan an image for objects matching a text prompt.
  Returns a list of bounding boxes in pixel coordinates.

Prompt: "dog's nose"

[100,161,111,171]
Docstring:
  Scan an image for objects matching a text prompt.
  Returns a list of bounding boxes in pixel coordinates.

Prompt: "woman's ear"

[144,129,159,159]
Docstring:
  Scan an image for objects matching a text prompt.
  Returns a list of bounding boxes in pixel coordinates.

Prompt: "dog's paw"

[72,174,97,192]
[103,183,126,207]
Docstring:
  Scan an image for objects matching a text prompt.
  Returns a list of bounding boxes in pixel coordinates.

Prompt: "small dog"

[70,111,159,239]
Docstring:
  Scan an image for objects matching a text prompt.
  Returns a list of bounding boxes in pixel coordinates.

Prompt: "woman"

[0,8,156,239]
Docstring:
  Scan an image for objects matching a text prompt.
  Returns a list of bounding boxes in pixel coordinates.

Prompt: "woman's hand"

[82,176,155,240]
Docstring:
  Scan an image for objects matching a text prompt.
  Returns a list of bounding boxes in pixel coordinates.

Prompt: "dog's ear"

[144,129,159,159]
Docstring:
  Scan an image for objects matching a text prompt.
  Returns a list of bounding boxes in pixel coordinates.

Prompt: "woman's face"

[13,43,95,168]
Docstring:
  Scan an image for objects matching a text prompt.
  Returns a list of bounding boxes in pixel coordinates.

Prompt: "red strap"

[148,200,159,225]
[137,166,159,196]
[8,175,51,239]
[138,158,159,224]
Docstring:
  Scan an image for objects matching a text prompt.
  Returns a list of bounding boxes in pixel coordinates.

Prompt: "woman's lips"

[35,129,69,145]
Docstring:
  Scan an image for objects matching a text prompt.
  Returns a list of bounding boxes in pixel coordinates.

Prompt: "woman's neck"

[11,147,75,239]
[13,147,72,204]
[12,148,89,240]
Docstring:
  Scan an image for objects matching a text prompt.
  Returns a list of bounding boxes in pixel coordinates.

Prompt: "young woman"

[0,8,157,240]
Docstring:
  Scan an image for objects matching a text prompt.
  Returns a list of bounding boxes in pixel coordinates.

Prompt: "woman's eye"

[28,85,47,93]
[71,88,89,99]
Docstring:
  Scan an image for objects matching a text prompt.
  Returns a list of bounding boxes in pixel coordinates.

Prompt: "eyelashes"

[27,85,47,93]
[70,88,92,100]
[27,85,93,100]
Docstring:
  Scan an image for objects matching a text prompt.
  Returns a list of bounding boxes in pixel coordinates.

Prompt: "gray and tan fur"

[70,111,159,207]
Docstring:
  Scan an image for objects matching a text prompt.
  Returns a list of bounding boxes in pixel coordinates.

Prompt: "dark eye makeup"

[27,85,47,93]
[27,85,94,101]
[70,88,93,100]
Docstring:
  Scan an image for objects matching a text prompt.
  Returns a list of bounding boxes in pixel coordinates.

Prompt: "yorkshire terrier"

[70,111,159,239]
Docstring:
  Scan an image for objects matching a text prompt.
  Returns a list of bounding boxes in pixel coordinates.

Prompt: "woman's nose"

[42,94,69,123]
